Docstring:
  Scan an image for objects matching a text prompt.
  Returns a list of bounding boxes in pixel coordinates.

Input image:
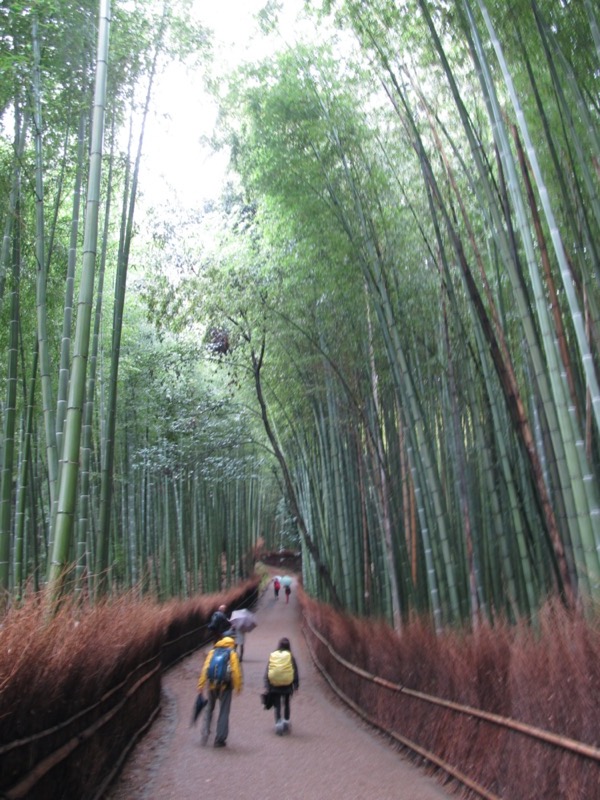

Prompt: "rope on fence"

[0,653,161,755]
[303,614,600,764]
[302,616,502,800]
[2,612,238,759]
[1,582,261,800]
[89,703,161,800]
[3,660,161,800]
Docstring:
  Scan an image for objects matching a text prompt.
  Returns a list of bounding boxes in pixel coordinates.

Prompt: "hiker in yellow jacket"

[264,637,299,735]
[197,632,243,747]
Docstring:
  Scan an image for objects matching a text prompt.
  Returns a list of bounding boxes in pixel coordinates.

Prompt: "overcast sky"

[138,0,307,211]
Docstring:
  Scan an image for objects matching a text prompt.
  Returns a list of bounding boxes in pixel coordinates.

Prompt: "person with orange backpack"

[264,637,299,735]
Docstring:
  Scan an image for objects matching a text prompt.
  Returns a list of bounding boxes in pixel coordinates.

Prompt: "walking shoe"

[283,720,291,734]
[275,720,284,735]
[214,740,226,748]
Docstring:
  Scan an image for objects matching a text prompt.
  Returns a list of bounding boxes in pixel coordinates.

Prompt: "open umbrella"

[281,575,292,587]
[230,608,257,633]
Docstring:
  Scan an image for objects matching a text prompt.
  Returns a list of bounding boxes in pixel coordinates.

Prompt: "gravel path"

[105,577,454,800]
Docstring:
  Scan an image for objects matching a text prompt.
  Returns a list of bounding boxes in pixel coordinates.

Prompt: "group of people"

[196,599,299,748]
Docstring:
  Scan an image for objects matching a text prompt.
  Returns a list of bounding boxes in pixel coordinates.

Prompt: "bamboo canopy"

[0,0,598,629]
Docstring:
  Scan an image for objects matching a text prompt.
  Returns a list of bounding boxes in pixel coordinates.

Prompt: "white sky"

[138,0,308,211]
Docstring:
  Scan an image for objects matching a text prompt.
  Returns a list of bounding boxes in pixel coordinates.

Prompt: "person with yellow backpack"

[264,637,299,735]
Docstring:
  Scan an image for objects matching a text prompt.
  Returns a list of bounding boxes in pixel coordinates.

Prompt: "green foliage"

[1,0,599,624]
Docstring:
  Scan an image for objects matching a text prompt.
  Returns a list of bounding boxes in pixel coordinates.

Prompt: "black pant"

[272,691,291,721]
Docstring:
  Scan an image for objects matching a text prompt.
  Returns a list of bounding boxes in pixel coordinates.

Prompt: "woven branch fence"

[302,613,600,799]
[0,584,259,800]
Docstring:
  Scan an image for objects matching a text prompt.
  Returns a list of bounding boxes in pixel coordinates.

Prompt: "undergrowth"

[300,592,600,799]
[0,580,258,745]
[2,581,598,798]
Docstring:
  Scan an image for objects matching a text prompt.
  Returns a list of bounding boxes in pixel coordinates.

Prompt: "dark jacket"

[208,610,230,636]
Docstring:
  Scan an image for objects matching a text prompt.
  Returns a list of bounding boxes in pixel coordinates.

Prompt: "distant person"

[273,578,281,599]
[284,583,291,604]
[208,604,230,640]
[197,630,242,747]
[264,637,299,735]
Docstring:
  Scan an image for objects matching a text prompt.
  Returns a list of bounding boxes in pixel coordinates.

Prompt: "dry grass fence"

[299,591,600,800]
[3,579,599,799]
[0,580,259,800]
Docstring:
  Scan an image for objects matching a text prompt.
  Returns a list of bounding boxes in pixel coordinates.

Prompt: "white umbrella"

[281,575,292,587]
[230,609,257,633]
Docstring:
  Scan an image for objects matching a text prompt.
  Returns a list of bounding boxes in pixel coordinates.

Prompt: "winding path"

[105,577,454,800]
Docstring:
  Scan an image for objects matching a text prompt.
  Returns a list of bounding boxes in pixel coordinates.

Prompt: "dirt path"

[105,577,454,800]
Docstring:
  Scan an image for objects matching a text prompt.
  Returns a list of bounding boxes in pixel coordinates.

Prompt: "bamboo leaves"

[216,0,600,625]
[1,0,599,626]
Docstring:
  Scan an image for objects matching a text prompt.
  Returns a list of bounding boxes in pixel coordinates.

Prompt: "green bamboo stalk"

[0,200,20,600]
[56,112,86,456]
[323,366,352,604]
[48,0,112,601]
[161,472,171,598]
[466,0,600,596]
[364,294,402,629]
[479,0,600,441]
[75,116,114,595]
[190,472,199,593]
[0,105,28,600]
[0,110,28,306]
[14,348,38,601]
[584,0,600,64]
[32,14,59,559]
[173,475,187,597]
[125,431,138,590]
[96,7,166,590]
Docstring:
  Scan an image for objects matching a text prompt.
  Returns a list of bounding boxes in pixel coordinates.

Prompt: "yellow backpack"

[268,650,293,686]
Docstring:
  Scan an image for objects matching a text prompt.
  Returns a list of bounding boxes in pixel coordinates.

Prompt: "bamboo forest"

[0,0,599,632]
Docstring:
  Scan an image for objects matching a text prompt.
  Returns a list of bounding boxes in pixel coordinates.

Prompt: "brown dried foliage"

[0,594,164,744]
[0,579,259,746]
[300,592,600,799]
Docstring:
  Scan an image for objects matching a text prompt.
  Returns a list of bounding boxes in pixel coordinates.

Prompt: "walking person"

[197,630,242,747]
[273,577,281,599]
[284,584,291,604]
[264,637,299,735]
[208,604,230,641]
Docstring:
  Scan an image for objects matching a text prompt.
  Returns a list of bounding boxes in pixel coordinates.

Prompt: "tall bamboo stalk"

[48,0,112,601]
[32,14,59,558]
